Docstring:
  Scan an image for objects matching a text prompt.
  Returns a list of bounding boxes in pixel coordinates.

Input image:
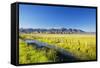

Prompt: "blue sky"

[19,4,96,32]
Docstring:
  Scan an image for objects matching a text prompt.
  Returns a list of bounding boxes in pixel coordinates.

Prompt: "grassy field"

[19,39,58,64]
[19,33,96,64]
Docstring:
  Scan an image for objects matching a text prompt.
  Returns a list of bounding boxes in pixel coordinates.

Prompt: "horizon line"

[19,27,96,33]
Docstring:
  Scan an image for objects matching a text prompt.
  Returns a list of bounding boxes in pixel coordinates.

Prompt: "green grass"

[19,39,58,64]
[19,33,96,64]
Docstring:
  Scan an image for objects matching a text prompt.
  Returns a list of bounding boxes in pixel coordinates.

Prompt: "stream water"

[25,39,78,62]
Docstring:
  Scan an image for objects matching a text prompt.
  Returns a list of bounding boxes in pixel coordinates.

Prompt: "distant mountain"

[19,28,86,34]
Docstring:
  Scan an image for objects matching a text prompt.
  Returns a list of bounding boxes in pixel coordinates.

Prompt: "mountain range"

[19,28,87,34]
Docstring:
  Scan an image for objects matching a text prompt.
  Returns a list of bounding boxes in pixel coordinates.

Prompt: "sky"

[19,4,96,32]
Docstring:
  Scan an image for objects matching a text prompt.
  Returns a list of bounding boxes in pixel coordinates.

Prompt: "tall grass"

[19,33,96,64]
[19,39,58,64]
